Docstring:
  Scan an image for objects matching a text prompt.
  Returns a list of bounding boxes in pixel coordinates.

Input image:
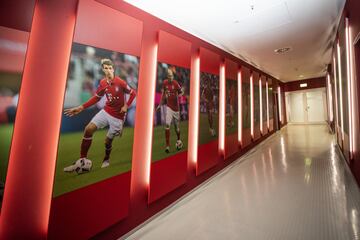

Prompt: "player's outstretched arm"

[64,105,84,117]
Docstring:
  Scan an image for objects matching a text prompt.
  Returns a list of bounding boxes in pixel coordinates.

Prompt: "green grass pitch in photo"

[53,127,134,197]
[0,124,13,184]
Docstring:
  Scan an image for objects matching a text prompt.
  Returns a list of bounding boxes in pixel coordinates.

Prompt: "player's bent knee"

[85,124,97,136]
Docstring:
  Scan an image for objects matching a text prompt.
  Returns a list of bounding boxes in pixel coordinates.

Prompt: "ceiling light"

[274,47,292,54]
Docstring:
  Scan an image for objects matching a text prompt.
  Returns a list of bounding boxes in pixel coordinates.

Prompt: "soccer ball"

[176,140,183,150]
[74,158,92,174]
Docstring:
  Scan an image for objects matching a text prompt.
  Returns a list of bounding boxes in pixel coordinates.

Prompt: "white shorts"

[91,109,124,139]
[165,106,180,127]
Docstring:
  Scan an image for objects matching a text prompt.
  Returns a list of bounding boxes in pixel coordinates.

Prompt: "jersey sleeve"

[120,80,136,106]
[95,82,106,97]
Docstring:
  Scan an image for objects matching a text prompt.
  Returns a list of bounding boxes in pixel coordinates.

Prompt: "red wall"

[0,0,284,239]
[283,77,326,92]
[343,0,360,186]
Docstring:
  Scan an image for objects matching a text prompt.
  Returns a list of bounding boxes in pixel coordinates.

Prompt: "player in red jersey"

[201,78,216,136]
[63,59,136,171]
[228,82,236,127]
[156,68,184,153]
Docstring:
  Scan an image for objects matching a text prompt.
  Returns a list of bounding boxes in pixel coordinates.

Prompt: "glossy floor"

[126,125,360,240]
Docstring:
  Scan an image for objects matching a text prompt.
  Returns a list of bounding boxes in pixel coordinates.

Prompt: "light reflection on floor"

[126,125,360,240]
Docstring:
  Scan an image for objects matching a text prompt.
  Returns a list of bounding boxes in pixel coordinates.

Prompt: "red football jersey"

[163,79,182,112]
[95,77,135,119]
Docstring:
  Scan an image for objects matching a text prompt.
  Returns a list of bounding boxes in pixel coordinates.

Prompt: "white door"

[306,91,326,123]
[286,88,326,124]
[288,92,305,123]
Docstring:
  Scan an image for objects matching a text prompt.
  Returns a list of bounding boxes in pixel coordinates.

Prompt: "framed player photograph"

[243,82,251,129]
[226,79,238,136]
[0,26,31,203]
[199,72,219,145]
[53,43,139,197]
[152,62,190,162]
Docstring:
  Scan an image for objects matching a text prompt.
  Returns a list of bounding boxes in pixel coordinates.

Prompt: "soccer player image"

[156,68,184,153]
[201,78,216,137]
[63,58,136,173]
[228,82,236,127]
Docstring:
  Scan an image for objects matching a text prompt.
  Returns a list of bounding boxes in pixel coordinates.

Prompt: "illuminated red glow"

[238,68,242,145]
[266,79,269,130]
[327,74,334,122]
[259,77,263,133]
[0,0,77,238]
[345,18,354,156]
[219,62,225,154]
[337,41,344,140]
[189,50,200,164]
[278,86,282,123]
[333,56,339,132]
[250,72,254,138]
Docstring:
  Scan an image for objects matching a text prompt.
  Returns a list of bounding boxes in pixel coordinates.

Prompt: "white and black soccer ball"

[75,158,92,174]
[176,140,183,150]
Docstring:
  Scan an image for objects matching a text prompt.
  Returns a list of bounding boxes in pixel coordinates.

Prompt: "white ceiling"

[124,0,346,82]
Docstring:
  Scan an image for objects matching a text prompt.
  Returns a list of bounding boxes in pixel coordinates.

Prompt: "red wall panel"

[200,47,220,75]
[0,0,35,32]
[0,26,29,73]
[74,0,142,57]
[149,151,187,203]
[225,133,239,158]
[158,30,191,69]
[49,173,131,240]
[283,77,326,92]
[197,140,219,175]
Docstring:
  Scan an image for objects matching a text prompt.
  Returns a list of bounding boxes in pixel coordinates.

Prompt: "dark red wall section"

[74,0,142,56]
[197,140,219,175]
[283,77,326,92]
[158,30,191,68]
[49,173,131,240]
[0,0,35,32]
[149,152,187,203]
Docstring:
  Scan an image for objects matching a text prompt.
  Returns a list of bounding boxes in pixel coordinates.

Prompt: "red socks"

[80,137,92,158]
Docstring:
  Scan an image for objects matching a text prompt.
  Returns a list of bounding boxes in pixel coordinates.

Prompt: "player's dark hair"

[101,58,114,68]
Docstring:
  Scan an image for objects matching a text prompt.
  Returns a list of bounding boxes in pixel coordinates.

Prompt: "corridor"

[127,125,360,240]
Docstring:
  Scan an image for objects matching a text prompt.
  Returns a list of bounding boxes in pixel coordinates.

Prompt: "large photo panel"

[226,78,238,136]
[199,72,219,144]
[53,43,139,197]
[262,76,267,134]
[0,26,32,203]
[242,67,251,147]
[253,72,261,140]
[152,63,190,162]
[268,78,274,132]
